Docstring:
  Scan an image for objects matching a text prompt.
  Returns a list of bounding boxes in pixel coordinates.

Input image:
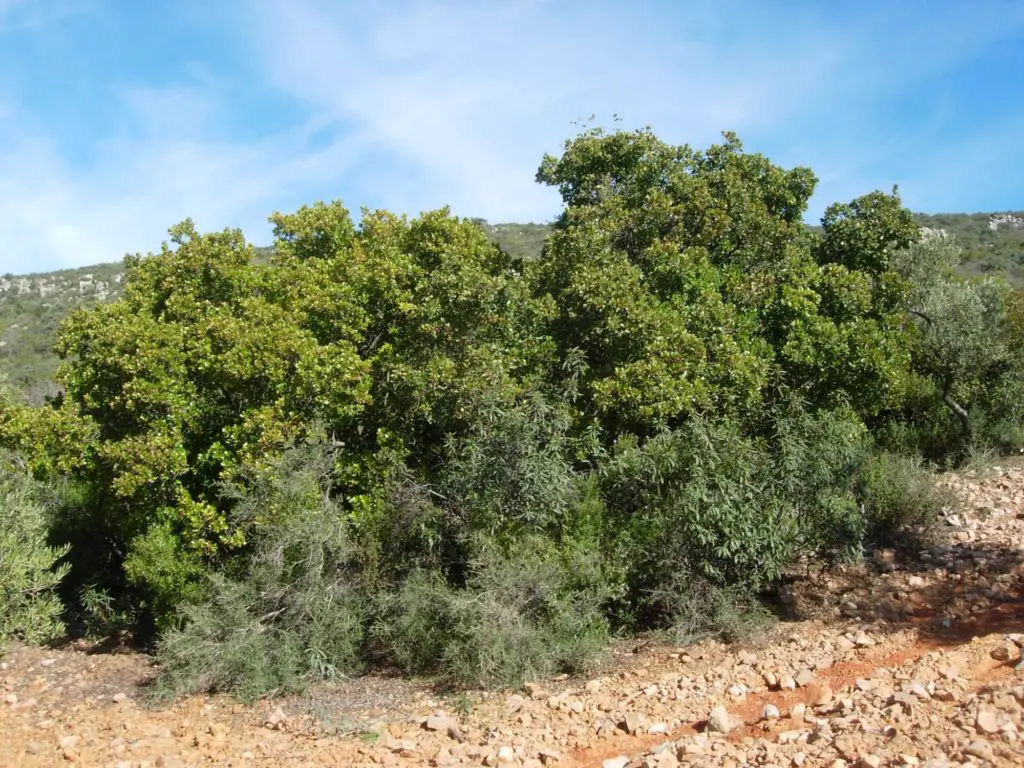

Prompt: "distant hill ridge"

[2,214,1022,400]
[912,211,1024,282]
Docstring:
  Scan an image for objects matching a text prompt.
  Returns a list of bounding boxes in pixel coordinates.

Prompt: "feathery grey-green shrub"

[155,442,367,700]
[373,535,610,689]
[1,449,70,650]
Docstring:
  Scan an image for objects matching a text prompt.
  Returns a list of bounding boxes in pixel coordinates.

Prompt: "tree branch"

[941,375,972,439]
[908,308,933,327]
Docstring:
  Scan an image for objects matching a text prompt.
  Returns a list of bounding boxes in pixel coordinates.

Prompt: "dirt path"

[3,462,1024,767]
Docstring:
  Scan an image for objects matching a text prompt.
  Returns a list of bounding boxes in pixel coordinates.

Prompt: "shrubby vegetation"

[155,441,367,699]
[1,127,1022,693]
[856,451,950,548]
[1,378,70,650]
[0,454,70,650]
[881,233,1024,459]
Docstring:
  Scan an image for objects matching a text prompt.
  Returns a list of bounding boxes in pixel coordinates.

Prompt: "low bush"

[0,449,70,650]
[373,535,610,689]
[652,571,774,646]
[155,442,367,700]
[124,522,208,634]
[599,405,870,627]
[857,451,948,548]
[40,475,142,638]
[600,418,798,603]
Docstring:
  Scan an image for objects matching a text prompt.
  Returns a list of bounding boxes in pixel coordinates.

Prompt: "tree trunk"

[941,376,972,439]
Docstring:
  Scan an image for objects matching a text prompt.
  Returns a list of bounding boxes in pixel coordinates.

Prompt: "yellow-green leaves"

[534,129,916,433]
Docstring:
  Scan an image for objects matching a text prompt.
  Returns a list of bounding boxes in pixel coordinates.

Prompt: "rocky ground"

[3,461,1024,768]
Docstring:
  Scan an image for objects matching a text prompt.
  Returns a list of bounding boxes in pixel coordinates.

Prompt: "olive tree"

[893,235,1014,440]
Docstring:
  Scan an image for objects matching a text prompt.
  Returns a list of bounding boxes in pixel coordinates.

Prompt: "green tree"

[892,235,1016,442]
[532,128,915,436]
[7,205,550,627]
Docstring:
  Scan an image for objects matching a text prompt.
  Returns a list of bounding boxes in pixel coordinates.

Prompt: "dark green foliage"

[438,390,582,542]
[818,190,919,274]
[597,405,869,628]
[4,125,1022,698]
[532,129,913,435]
[972,357,1024,452]
[770,403,870,560]
[361,389,615,690]
[600,420,797,594]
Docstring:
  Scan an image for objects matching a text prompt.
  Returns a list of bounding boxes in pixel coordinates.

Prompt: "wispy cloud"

[240,0,847,221]
[0,83,363,271]
[0,0,1022,274]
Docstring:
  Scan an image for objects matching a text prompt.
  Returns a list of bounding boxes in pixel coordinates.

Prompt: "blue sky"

[1,0,1022,274]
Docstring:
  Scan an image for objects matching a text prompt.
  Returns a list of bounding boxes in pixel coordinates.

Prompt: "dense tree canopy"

[2,126,1022,691]
[532,129,917,435]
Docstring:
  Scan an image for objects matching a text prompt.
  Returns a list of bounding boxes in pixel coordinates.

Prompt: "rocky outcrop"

[989,214,1024,231]
[0,272,123,302]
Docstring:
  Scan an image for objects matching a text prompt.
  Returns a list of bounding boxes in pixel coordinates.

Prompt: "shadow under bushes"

[773,533,1024,648]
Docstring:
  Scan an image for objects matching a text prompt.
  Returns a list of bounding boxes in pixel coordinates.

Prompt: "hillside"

[2,213,1021,402]
[0,261,126,402]
[914,211,1024,283]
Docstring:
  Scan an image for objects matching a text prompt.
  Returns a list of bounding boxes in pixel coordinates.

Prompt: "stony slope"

[3,461,1024,767]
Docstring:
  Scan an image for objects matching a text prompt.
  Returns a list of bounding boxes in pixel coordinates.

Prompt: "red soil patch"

[572,616,1023,767]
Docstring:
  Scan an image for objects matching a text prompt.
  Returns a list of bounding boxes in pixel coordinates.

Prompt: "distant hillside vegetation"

[474,220,550,261]
[1,261,126,401]
[913,211,1024,284]
[2,214,1019,401]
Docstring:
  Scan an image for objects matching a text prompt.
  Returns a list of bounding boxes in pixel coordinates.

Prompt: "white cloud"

[0,83,367,272]
[1,0,1022,273]
[239,0,566,221]
[237,0,844,225]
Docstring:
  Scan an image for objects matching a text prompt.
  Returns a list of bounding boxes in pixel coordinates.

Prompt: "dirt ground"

[3,461,1024,768]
